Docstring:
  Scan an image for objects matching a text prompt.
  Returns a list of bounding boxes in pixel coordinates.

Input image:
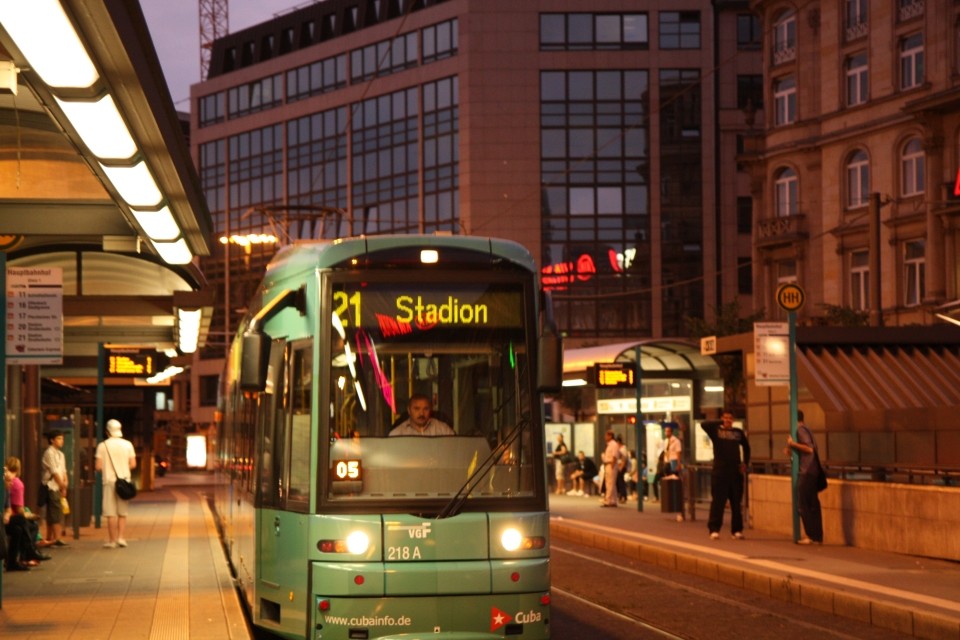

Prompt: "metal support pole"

[635,346,643,513]
[789,310,800,541]
[868,193,883,327]
[95,343,105,528]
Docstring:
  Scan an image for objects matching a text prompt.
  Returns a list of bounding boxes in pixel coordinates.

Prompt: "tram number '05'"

[331,459,362,481]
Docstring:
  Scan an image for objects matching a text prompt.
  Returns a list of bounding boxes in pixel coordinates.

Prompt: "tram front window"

[325,279,535,504]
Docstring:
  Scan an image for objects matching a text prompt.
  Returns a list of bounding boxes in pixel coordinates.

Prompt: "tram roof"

[564,340,720,380]
[264,235,538,276]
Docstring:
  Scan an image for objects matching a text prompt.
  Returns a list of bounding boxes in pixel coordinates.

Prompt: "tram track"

[551,543,907,640]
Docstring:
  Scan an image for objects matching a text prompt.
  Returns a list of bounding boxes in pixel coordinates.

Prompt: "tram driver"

[389,394,454,436]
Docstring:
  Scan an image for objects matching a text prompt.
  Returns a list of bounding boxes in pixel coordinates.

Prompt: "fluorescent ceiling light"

[56,95,137,160]
[0,1,99,89]
[100,161,162,208]
[132,207,180,241]
[177,308,202,353]
[562,379,587,387]
[151,238,192,265]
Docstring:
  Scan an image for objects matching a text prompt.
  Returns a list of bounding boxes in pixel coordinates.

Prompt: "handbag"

[105,440,137,500]
[814,449,828,492]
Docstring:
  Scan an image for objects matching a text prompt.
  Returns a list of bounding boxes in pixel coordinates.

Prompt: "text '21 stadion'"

[215,235,562,640]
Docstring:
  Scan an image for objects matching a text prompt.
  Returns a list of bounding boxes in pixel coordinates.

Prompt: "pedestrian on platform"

[615,435,628,503]
[703,410,751,540]
[568,451,598,496]
[551,433,570,495]
[663,425,684,522]
[95,419,137,549]
[4,457,51,571]
[600,431,620,507]
[40,430,69,548]
[785,410,824,545]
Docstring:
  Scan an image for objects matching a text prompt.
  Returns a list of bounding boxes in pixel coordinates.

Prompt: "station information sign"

[6,267,63,365]
[592,362,636,388]
[107,349,156,376]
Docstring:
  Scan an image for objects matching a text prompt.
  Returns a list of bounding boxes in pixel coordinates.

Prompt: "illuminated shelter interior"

[564,340,720,384]
[0,0,213,384]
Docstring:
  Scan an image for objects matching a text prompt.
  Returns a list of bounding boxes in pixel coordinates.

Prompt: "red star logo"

[490,607,513,632]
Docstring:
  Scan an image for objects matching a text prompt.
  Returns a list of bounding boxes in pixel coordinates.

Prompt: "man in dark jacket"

[703,410,751,540]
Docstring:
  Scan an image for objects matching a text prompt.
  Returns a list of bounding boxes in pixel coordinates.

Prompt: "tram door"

[256,340,287,590]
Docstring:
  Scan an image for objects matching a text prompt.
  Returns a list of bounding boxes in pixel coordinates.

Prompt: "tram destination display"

[333,283,524,330]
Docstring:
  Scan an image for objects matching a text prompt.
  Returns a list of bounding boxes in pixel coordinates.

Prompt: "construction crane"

[199,0,229,81]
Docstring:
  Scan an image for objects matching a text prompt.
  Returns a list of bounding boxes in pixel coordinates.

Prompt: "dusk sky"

[141,0,299,109]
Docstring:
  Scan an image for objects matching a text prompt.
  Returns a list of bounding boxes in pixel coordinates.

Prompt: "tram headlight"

[500,527,546,552]
[319,530,371,555]
[501,528,522,551]
[346,531,370,555]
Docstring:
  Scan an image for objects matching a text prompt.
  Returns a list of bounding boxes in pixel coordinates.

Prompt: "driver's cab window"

[325,278,535,504]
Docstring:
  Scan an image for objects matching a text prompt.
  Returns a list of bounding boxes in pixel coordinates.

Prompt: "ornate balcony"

[756,214,807,248]
[899,0,924,22]
[772,45,796,65]
[844,20,868,42]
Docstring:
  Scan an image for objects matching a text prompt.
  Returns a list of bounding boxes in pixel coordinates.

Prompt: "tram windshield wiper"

[436,418,529,519]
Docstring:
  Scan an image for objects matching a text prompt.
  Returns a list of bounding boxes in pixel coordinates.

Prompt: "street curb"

[550,521,960,640]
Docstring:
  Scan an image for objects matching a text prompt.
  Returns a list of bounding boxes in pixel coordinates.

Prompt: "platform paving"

[0,473,249,640]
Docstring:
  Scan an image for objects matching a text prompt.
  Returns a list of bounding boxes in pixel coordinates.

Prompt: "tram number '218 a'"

[387,546,422,560]
[333,291,361,326]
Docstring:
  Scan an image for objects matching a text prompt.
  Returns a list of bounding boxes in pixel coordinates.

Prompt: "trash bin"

[661,477,683,513]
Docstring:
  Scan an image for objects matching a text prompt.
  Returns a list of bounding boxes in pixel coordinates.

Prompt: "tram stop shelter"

[0,2,213,527]
[550,340,722,494]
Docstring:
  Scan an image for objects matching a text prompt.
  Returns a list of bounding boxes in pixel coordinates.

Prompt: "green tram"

[215,235,562,639]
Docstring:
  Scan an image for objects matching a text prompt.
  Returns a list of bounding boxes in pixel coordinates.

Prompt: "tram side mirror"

[240,331,270,392]
[537,330,563,394]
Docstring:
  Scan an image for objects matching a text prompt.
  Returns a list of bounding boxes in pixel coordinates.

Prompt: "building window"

[738,257,753,295]
[850,249,869,311]
[198,92,225,127]
[901,137,925,197]
[900,33,924,90]
[773,75,796,126]
[659,11,700,49]
[844,0,868,40]
[846,150,869,208]
[540,13,648,51]
[846,53,868,106]
[286,54,348,102]
[737,196,752,234]
[737,75,764,110]
[737,14,761,50]
[227,75,282,118]
[540,68,651,337]
[772,11,796,64]
[350,32,418,82]
[199,375,219,407]
[777,259,797,285]
[774,168,798,217]
[422,18,459,63]
[904,239,925,306]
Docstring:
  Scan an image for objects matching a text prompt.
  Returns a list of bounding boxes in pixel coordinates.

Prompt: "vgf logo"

[388,522,432,538]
